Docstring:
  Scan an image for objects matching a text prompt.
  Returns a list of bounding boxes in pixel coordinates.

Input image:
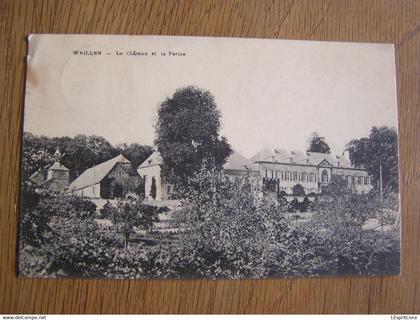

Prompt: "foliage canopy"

[346,126,399,192]
[155,86,232,190]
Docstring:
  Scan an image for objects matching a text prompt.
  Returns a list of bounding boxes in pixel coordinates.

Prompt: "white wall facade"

[258,161,373,195]
[73,183,101,198]
[137,164,173,201]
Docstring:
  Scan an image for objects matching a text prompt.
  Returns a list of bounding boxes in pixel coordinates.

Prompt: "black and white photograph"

[19,34,400,279]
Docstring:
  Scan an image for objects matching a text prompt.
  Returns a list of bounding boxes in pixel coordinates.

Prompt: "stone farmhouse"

[29,161,70,192]
[138,148,373,201]
[137,151,260,201]
[67,154,142,199]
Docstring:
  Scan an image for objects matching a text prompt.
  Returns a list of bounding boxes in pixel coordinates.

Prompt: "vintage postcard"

[19,35,400,279]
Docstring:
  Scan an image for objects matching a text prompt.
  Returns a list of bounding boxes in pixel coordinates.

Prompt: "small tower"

[44,147,69,191]
[47,161,70,192]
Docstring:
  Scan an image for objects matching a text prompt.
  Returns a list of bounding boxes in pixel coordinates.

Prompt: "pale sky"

[24,35,398,158]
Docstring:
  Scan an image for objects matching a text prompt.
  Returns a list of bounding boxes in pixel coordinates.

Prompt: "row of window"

[265,169,317,182]
[264,169,370,185]
[347,175,370,185]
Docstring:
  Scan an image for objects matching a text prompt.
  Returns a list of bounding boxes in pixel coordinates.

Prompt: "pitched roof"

[138,150,258,172]
[68,154,130,191]
[48,161,69,171]
[249,147,275,162]
[138,151,162,169]
[223,151,258,171]
[29,170,45,181]
[251,148,353,168]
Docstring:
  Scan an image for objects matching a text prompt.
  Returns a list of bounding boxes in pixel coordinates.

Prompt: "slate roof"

[223,151,259,171]
[68,154,130,191]
[29,161,69,183]
[251,148,353,168]
[138,150,258,172]
[138,151,162,168]
[48,161,70,171]
[29,170,45,181]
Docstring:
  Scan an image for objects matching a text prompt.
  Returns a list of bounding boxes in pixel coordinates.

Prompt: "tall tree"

[155,86,232,190]
[307,132,331,153]
[346,126,399,192]
[111,200,161,249]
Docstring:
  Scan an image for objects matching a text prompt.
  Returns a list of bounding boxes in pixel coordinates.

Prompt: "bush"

[19,191,171,278]
[98,200,116,219]
[170,169,324,279]
[110,200,162,249]
[20,192,96,247]
[308,192,400,275]
[292,184,305,196]
[19,215,171,278]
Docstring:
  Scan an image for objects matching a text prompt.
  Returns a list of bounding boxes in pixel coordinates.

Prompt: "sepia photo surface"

[19,34,400,279]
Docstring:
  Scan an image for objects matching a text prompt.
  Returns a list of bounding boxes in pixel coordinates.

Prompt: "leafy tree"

[117,143,154,168]
[288,198,299,212]
[20,192,96,247]
[111,200,161,249]
[99,200,116,219]
[346,126,399,192]
[321,174,350,197]
[19,192,168,278]
[307,132,331,153]
[154,86,232,190]
[21,133,55,180]
[171,169,322,279]
[21,132,122,181]
[141,205,168,233]
[301,197,310,212]
[292,184,305,196]
[308,192,399,274]
[66,134,120,178]
[278,190,287,198]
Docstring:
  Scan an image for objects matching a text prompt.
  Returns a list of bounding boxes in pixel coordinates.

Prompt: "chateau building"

[137,148,373,202]
[251,148,372,195]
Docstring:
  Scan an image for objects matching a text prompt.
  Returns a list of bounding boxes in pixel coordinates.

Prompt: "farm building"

[137,151,260,201]
[29,161,70,192]
[67,154,142,199]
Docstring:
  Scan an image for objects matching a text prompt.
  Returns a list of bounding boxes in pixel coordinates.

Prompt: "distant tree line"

[22,132,153,181]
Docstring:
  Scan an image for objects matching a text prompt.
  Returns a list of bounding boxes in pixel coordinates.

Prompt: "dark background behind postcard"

[0,0,419,314]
